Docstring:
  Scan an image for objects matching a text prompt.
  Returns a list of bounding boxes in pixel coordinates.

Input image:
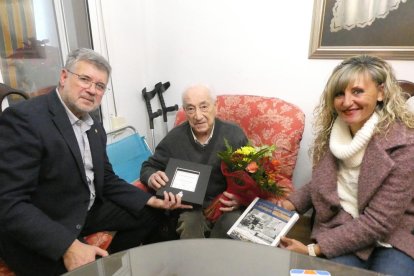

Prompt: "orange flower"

[217,139,286,197]
[205,140,288,222]
[245,161,258,173]
[271,159,281,166]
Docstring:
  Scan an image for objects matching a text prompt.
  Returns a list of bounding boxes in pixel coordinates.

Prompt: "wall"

[99,0,414,188]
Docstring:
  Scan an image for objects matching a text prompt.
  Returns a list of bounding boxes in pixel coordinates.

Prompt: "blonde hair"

[311,55,414,165]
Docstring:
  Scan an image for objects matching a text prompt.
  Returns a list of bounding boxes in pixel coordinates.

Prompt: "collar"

[330,112,378,167]
[191,122,215,146]
[55,89,93,129]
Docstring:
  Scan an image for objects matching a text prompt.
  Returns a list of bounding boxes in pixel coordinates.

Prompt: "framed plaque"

[156,158,212,205]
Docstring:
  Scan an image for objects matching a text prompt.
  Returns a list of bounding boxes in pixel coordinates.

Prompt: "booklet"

[290,269,331,276]
[227,197,299,246]
[156,158,212,205]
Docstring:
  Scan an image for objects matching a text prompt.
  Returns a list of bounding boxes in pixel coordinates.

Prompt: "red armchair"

[175,94,305,193]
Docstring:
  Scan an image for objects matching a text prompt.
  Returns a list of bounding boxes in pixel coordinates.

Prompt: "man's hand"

[148,171,168,190]
[146,192,193,210]
[219,191,240,212]
[63,239,108,271]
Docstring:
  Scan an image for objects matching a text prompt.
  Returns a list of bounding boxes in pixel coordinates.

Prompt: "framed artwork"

[309,0,414,60]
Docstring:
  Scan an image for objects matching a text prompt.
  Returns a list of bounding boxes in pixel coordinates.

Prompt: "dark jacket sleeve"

[95,123,153,213]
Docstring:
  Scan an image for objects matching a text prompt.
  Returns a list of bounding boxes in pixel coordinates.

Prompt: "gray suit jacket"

[289,122,414,260]
[0,91,151,262]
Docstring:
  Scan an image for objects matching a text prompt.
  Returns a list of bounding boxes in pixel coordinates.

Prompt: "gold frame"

[309,0,414,60]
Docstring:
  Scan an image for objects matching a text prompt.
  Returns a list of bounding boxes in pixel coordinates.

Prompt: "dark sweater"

[140,118,248,202]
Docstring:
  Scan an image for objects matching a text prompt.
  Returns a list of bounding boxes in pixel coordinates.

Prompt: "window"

[0,0,101,118]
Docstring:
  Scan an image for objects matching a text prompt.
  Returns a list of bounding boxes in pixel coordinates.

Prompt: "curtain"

[330,0,407,32]
[0,0,35,88]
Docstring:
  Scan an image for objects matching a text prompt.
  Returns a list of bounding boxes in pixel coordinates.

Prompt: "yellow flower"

[218,139,286,197]
[235,146,256,156]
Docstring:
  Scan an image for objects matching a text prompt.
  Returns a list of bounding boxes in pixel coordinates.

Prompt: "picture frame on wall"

[309,0,414,60]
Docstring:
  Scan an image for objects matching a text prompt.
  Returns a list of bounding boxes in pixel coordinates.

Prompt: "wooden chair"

[0,83,29,115]
[398,79,414,98]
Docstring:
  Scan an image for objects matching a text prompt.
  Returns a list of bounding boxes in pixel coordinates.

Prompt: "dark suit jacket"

[0,91,151,264]
[289,122,414,260]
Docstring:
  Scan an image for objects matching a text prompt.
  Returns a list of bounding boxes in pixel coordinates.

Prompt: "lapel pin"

[95,129,98,133]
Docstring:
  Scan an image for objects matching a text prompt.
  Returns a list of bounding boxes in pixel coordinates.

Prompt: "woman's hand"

[279,237,308,255]
[146,192,193,210]
[219,191,240,212]
[278,199,296,211]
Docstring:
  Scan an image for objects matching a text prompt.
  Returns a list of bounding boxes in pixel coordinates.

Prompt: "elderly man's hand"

[219,191,240,212]
[146,192,193,210]
[148,171,168,190]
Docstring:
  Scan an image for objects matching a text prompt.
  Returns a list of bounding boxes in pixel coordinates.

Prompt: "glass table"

[64,239,384,276]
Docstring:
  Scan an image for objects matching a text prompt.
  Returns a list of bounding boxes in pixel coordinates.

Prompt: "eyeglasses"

[184,103,211,115]
[66,69,108,93]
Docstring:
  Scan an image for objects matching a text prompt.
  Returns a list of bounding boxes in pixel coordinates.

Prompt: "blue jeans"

[330,247,414,276]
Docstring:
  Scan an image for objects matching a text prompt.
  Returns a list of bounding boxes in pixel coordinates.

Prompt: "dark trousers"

[81,200,162,253]
[0,200,162,276]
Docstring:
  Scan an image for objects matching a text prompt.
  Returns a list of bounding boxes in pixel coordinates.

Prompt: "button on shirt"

[56,91,96,210]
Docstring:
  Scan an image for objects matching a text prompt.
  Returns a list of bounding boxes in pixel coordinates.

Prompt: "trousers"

[330,247,414,276]
[176,208,242,239]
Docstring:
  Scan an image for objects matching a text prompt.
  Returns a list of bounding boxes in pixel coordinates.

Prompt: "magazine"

[227,197,299,246]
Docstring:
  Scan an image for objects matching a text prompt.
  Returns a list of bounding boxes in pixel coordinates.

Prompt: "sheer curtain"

[330,0,407,32]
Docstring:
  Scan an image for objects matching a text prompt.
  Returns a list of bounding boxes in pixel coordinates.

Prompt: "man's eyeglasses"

[184,103,211,115]
[66,69,108,93]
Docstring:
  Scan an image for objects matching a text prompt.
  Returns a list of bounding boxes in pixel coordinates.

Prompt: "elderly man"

[0,48,191,276]
[140,84,248,238]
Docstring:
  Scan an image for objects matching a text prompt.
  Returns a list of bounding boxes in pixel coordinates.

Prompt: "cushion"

[84,231,114,250]
[0,259,15,276]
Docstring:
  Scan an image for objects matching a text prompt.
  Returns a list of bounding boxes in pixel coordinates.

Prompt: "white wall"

[99,0,414,188]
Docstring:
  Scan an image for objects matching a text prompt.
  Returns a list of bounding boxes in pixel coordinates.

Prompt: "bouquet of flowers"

[204,139,287,222]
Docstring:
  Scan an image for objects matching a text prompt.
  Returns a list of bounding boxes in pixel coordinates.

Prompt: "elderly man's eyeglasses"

[184,103,211,115]
[66,69,108,93]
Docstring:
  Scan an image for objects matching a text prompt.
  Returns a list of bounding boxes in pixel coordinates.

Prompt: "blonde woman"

[280,55,414,276]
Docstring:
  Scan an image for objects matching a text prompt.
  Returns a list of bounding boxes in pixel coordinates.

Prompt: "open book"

[227,197,299,246]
